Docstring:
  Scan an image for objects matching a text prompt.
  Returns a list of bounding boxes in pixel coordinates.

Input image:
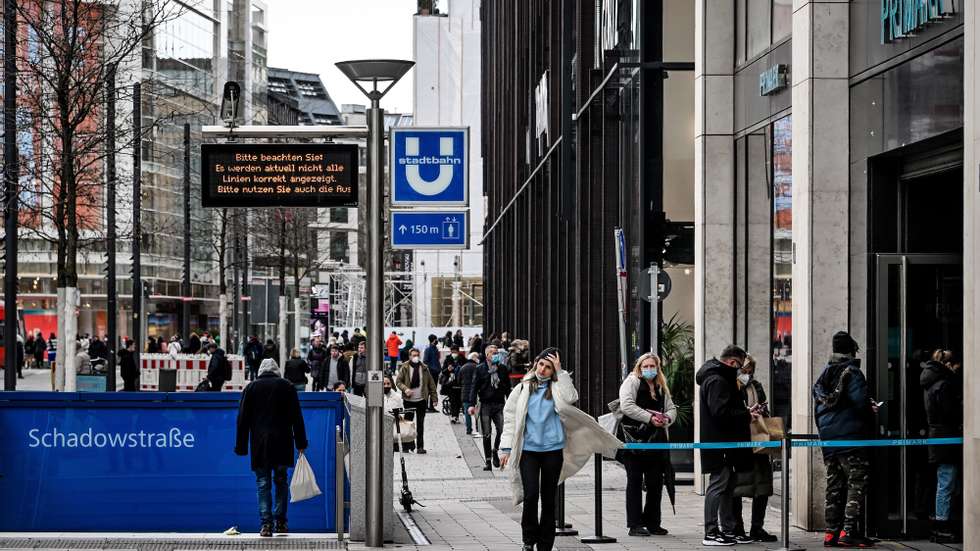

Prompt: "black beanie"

[832,331,858,354]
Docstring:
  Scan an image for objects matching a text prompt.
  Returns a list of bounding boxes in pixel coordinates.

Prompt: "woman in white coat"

[500,348,621,551]
[617,352,677,536]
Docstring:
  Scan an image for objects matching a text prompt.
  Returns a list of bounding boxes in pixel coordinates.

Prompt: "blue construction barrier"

[0,391,348,533]
[623,437,964,450]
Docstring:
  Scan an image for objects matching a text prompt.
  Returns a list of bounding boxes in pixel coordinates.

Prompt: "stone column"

[694,0,735,493]
[790,0,850,530]
[962,4,980,542]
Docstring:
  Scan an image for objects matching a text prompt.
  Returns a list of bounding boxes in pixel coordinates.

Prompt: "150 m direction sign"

[390,210,469,249]
[201,143,358,208]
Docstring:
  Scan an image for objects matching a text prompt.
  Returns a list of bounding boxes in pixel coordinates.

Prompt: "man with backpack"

[206,343,231,391]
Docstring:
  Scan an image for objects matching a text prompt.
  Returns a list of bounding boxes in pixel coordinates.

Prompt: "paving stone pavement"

[362,407,963,551]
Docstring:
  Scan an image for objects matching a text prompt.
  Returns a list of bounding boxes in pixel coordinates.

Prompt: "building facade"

[481,0,695,416]
[695,0,971,538]
[412,0,485,329]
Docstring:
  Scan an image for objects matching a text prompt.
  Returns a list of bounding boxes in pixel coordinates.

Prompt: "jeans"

[462,401,474,432]
[255,466,288,526]
[519,449,564,551]
[704,466,735,535]
[406,399,427,449]
[480,402,504,460]
[622,453,664,529]
[725,495,768,533]
[294,384,306,392]
[935,463,958,521]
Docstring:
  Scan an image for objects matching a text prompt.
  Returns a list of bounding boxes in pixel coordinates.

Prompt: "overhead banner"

[201,143,358,208]
[0,392,347,533]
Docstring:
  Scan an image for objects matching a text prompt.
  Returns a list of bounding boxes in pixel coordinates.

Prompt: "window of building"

[736,0,791,65]
[330,208,349,224]
[329,232,349,264]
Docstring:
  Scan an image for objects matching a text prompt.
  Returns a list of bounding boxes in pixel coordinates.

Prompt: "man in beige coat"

[396,348,438,453]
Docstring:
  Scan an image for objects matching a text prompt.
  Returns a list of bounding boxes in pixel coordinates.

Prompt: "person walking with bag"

[500,348,621,551]
[396,348,438,454]
[617,352,676,537]
[471,345,512,470]
[235,358,308,537]
[727,354,778,542]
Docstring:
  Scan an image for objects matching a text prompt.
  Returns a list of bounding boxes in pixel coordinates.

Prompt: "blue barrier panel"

[623,437,963,451]
[0,391,347,533]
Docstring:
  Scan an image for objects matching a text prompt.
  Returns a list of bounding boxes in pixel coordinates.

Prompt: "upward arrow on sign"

[399,224,407,234]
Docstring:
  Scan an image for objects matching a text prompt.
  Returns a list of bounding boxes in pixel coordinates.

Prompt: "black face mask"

[384,387,392,394]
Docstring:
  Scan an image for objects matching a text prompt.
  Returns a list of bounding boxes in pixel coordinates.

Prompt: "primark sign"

[881,0,955,44]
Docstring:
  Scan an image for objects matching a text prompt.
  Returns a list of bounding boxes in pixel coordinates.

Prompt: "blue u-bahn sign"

[390,210,469,249]
[390,127,469,206]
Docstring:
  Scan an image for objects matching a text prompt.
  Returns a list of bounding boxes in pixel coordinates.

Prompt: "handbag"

[749,415,784,456]
[195,379,212,392]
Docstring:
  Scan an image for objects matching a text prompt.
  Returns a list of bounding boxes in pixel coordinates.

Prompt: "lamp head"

[335,59,415,100]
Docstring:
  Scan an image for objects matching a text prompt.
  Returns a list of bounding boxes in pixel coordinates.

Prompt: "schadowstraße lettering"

[28,427,195,448]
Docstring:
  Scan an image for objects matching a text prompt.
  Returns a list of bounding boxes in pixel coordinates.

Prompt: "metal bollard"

[580,453,617,543]
[335,425,346,542]
[776,433,803,551]
[554,483,578,536]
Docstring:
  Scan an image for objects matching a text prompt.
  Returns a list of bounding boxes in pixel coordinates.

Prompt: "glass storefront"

[770,115,792,426]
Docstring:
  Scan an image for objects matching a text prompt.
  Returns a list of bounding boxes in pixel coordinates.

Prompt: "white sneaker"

[472,432,482,438]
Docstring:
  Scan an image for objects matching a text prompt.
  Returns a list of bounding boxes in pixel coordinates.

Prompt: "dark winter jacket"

[920,361,962,465]
[470,362,512,405]
[696,358,752,473]
[307,346,328,379]
[284,358,310,386]
[439,366,461,393]
[33,337,46,361]
[186,334,201,354]
[262,342,278,360]
[206,348,230,389]
[235,371,308,470]
[88,339,109,362]
[119,349,139,391]
[322,355,351,388]
[244,340,263,368]
[424,344,441,380]
[458,360,479,404]
[812,354,874,459]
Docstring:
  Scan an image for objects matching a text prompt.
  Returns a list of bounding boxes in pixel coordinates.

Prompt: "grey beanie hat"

[258,358,280,377]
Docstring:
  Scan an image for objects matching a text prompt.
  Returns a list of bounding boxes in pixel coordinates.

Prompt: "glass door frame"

[873,253,960,536]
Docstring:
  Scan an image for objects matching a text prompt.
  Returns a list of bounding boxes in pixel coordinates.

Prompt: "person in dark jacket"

[323,344,350,391]
[244,336,263,381]
[812,331,877,548]
[350,341,369,396]
[728,355,777,543]
[235,358,308,537]
[350,328,365,351]
[33,332,46,368]
[439,357,462,423]
[15,334,24,378]
[119,340,139,391]
[283,348,310,391]
[920,350,963,542]
[457,352,479,435]
[186,332,201,354]
[469,334,484,359]
[470,346,512,470]
[696,344,753,547]
[263,339,278,361]
[88,335,109,365]
[306,337,328,391]
[453,329,464,349]
[423,334,441,382]
[206,343,230,391]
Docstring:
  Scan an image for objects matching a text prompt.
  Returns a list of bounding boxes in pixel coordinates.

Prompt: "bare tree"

[12,0,183,390]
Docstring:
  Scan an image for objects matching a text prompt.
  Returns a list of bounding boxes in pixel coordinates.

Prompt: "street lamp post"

[336,59,413,548]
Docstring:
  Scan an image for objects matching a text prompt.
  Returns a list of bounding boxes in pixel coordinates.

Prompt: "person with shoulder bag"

[499,348,621,551]
[728,354,778,542]
[617,352,676,537]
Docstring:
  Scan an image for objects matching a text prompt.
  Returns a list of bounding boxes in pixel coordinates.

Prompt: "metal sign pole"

[776,433,803,551]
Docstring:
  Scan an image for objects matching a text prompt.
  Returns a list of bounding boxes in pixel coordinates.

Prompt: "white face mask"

[738,373,751,385]
[410,357,420,364]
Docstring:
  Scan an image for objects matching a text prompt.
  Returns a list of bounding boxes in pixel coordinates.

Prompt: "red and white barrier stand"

[140,353,246,392]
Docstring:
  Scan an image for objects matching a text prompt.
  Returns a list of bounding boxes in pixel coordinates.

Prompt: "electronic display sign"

[201,143,358,208]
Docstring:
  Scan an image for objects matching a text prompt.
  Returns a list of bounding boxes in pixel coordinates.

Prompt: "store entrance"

[868,146,963,538]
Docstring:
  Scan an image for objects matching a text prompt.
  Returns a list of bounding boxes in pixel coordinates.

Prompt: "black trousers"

[480,402,504,459]
[448,389,462,418]
[405,400,427,450]
[622,453,665,529]
[519,449,563,551]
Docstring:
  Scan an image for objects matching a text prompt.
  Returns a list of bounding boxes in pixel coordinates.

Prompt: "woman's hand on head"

[547,353,562,373]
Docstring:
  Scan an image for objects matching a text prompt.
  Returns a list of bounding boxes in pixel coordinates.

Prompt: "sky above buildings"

[266,0,418,115]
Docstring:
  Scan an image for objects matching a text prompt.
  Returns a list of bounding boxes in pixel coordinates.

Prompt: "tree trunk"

[219,294,229,353]
[63,286,79,391]
[55,287,66,390]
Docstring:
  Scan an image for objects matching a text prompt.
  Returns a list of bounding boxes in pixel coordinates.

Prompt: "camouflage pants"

[824,453,870,533]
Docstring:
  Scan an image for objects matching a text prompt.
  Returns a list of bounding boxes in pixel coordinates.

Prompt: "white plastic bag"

[598,412,619,436]
[396,419,417,443]
[289,452,322,503]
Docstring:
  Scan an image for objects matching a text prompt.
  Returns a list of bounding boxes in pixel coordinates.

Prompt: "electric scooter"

[391,407,423,512]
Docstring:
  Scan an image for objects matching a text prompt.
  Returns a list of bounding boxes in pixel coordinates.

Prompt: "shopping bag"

[289,452,322,503]
[397,419,417,443]
[749,415,784,456]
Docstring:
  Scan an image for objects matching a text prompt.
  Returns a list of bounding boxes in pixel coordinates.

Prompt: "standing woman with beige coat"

[500,348,621,551]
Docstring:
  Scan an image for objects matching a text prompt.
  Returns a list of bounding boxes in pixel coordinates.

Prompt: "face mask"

[410,357,420,364]
[641,368,658,380]
[738,373,752,385]
[494,352,505,364]
[384,387,392,395]
[535,372,550,383]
